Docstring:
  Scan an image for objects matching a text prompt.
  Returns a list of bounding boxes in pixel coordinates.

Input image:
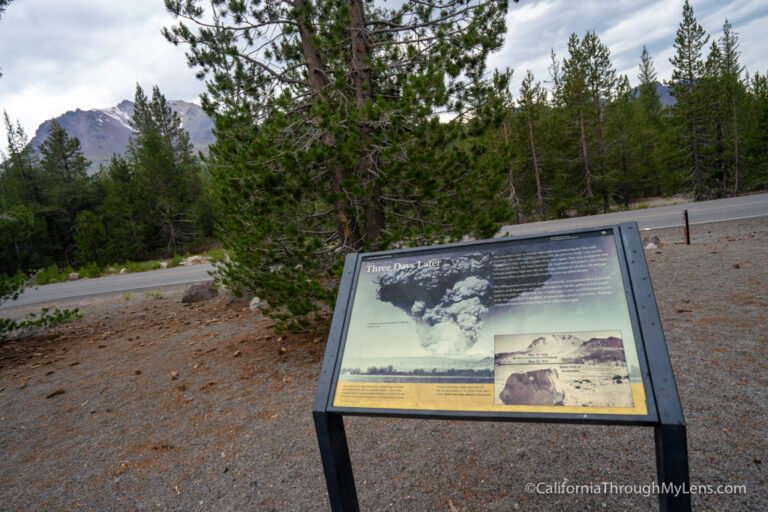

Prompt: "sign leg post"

[314,411,359,512]
[654,423,691,512]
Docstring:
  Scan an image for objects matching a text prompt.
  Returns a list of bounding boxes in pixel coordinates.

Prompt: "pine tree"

[718,20,746,194]
[37,118,94,264]
[164,0,514,330]
[0,0,11,18]
[744,72,768,190]
[73,210,108,265]
[517,70,546,218]
[0,0,13,78]
[702,40,727,196]
[558,33,594,200]
[127,85,202,253]
[553,32,617,209]
[0,204,34,271]
[98,155,145,261]
[634,46,677,196]
[1,112,40,209]
[638,46,662,121]
[669,0,710,200]
[605,75,638,206]
[581,31,616,205]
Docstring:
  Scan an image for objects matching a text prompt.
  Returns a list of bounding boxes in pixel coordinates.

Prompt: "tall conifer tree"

[518,70,546,218]
[718,20,746,193]
[669,0,709,199]
[127,85,201,252]
[164,0,515,329]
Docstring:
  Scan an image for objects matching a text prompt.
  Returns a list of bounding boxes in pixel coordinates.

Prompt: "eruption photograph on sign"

[493,331,634,407]
[338,248,551,383]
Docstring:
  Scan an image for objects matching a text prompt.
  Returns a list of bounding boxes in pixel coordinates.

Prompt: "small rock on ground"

[181,282,218,303]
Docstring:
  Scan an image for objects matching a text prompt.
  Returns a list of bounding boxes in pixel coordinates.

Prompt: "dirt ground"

[1,216,766,511]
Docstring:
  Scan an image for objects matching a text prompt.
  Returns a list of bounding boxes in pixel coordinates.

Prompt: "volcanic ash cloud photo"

[375,250,550,356]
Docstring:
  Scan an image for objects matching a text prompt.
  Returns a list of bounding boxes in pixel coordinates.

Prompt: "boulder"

[181,282,218,303]
[643,236,661,250]
[160,261,168,269]
[183,255,206,266]
[119,268,127,274]
[68,272,79,281]
[498,368,565,406]
[249,296,261,312]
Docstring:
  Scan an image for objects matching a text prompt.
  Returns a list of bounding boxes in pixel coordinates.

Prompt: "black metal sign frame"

[313,223,690,511]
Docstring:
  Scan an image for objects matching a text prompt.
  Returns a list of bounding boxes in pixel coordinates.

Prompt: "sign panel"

[331,229,650,416]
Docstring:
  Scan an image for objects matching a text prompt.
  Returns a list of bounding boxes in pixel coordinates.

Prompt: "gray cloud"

[1,1,766,146]
[0,0,203,143]
[492,0,768,95]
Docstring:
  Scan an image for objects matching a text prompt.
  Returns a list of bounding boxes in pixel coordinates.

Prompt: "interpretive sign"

[332,229,650,417]
[313,223,689,511]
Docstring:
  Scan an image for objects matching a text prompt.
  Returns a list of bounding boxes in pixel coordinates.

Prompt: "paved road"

[498,192,767,237]
[1,263,215,310]
[3,193,766,309]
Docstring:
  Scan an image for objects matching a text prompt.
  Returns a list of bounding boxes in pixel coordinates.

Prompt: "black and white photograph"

[494,330,635,407]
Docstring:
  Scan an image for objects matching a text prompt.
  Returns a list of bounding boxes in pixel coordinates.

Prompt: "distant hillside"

[632,81,676,107]
[29,100,215,171]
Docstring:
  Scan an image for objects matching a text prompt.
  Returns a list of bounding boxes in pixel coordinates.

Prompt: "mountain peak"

[29,99,214,172]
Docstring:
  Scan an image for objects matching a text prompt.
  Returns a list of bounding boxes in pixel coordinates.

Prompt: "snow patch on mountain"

[100,105,134,132]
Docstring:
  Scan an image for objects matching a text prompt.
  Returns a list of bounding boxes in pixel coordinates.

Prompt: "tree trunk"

[347,0,385,244]
[578,109,593,197]
[502,122,519,222]
[525,110,544,219]
[622,153,629,208]
[716,116,725,197]
[691,118,703,200]
[593,94,608,206]
[732,97,740,194]
[688,82,704,201]
[295,0,363,250]
[348,0,372,110]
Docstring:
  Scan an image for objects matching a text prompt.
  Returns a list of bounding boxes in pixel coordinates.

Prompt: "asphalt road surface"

[3,193,766,309]
[497,192,767,237]
[1,263,215,310]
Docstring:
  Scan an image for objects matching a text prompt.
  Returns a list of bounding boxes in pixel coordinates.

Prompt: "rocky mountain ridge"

[496,333,626,365]
[28,99,215,172]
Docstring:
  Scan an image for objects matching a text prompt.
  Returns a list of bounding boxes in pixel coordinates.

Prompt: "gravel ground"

[0,216,766,511]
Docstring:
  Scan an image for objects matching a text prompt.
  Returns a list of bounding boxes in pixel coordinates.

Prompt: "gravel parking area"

[1,216,766,511]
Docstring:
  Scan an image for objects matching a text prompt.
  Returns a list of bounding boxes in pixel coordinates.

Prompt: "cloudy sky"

[1,0,767,146]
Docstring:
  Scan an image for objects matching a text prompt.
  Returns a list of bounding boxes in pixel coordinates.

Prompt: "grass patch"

[32,265,75,285]
[635,203,649,209]
[79,262,103,279]
[143,290,163,300]
[206,248,227,263]
[29,251,209,285]
[123,293,131,301]
[168,254,185,268]
[124,260,163,273]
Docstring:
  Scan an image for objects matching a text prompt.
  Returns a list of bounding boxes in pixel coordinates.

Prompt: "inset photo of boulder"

[493,331,634,408]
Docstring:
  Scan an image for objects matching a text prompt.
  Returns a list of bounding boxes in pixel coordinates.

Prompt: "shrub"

[1,272,82,339]
[74,210,108,265]
[32,265,74,285]
[168,254,184,268]
[79,262,103,279]
[143,290,163,299]
[207,248,227,263]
